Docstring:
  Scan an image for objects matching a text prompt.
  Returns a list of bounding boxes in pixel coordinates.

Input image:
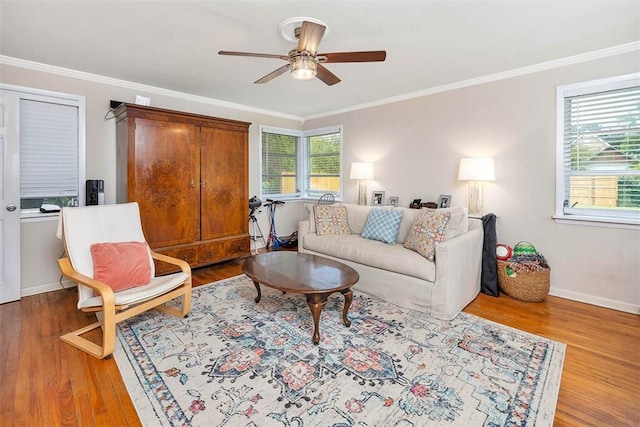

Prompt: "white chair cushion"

[60,202,169,308]
[78,272,189,309]
[62,202,155,278]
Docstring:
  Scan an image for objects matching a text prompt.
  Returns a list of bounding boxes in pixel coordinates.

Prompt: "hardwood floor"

[1,258,638,426]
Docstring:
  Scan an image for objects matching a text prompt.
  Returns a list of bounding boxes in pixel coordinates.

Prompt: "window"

[260,125,342,199]
[20,98,82,210]
[556,74,640,226]
[261,127,300,197]
[304,127,342,198]
[1,85,86,215]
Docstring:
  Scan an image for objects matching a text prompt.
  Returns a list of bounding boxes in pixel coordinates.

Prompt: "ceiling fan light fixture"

[291,55,317,80]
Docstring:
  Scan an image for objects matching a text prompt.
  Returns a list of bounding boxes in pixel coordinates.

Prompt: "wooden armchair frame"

[58,253,191,359]
[57,203,192,359]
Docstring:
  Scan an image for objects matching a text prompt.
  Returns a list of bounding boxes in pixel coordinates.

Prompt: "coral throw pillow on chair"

[90,241,153,292]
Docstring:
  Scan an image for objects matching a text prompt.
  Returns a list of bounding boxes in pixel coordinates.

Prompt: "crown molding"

[304,41,640,121]
[0,55,305,123]
[2,40,638,124]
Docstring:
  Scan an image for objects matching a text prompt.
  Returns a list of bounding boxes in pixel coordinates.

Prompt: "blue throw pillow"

[361,208,404,244]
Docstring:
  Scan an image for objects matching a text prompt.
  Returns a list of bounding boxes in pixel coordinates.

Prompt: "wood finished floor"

[1,258,638,426]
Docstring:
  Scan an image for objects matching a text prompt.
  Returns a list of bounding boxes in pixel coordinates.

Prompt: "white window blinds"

[560,78,640,220]
[261,130,300,197]
[20,99,79,199]
[304,129,342,197]
[260,125,343,199]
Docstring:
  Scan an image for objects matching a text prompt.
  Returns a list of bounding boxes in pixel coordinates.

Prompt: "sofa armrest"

[298,220,311,253]
[430,223,484,319]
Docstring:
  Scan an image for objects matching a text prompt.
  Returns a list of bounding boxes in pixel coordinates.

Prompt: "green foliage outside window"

[261,132,298,195]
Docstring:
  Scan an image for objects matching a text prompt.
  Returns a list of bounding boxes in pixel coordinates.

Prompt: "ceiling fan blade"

[319,51,387,63]
[316,64,341,86]
[219,51,288,60]
[297,21,326,55]
[254,64,291,84]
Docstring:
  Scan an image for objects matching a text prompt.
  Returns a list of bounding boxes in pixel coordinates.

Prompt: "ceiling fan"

[219,19,386,86]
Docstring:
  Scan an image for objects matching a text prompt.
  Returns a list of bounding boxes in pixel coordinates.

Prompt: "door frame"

[0,84,86,303]
[0,89,21,303]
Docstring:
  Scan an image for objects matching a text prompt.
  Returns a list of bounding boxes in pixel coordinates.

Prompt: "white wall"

[3,49,639,314]
[304,50,640,313]
[0,63,301,296]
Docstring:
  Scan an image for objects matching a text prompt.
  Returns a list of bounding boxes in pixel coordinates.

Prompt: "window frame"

[259,125,302,199]
[259,124,343,200]
[554,73,640,229]
[1,84,86,219]
[302,125,344,200]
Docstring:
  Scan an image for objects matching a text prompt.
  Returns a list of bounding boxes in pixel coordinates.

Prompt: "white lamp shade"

[350,162,375,180]
[458,157,495,181]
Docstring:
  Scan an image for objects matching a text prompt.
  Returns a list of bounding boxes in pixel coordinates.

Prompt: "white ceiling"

[1,1,639,119]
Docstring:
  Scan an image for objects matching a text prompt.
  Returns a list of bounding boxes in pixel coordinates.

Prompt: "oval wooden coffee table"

[242,252,359,345]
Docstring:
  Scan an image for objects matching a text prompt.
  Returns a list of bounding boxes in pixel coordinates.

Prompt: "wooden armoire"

[114,103,251,273]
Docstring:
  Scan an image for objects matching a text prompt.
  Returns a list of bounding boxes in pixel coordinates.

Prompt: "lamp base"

[468,181,483,215]
[357,180,367,205]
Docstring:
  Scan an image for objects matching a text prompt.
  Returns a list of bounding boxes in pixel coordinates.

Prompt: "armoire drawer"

[154,247,198,275]
[198,237,249,264]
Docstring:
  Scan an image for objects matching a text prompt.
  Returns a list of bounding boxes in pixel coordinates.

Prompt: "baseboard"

[549,287,639,315]
[21,279,76,298]
[20,279,638,315]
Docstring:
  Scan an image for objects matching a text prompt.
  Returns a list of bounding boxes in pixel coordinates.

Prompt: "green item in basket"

[514,241,537,256]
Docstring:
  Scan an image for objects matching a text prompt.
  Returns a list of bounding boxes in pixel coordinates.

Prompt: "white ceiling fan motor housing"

[278,17,329,43]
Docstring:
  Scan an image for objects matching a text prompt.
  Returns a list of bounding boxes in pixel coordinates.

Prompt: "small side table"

[469,213,499,219]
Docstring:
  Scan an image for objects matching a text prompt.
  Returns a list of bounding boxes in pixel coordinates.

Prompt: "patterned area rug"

[114,275,565,426]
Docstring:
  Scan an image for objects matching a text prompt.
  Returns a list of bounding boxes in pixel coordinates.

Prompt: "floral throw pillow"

[404,210,451,261]
[313,205,351,235]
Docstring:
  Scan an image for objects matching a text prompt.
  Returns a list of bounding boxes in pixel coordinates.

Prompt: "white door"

[0,90,21,303]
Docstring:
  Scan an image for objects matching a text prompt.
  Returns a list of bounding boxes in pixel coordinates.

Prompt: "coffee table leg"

[252,280,262,303]
[306,294,328,345]
[341,289,352,327]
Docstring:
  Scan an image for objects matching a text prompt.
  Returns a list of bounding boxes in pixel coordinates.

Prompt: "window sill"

[21,210,60,223]
[260,197,343,203]
[552,214,639,230]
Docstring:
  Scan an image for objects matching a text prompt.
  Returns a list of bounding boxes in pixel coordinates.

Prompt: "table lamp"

[458,157,495,215]
[350,162,374,205]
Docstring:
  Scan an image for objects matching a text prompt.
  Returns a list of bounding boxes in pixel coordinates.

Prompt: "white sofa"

[298,203,483,320]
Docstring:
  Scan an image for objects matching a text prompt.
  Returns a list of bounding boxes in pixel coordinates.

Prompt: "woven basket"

[497,260,550,302]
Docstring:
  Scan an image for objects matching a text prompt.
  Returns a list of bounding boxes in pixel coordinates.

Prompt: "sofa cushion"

[404,210,451,261]
[308,203,468,243]
[343,204,378,234]
[302,233,436,282]
[395,208,421,242]
[313,205,351,235]
[361,208,404,244]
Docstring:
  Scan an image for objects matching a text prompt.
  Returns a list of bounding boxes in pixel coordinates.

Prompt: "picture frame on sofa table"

[388,196,399,207]
[372,191,385,205]
[438,194,452,208]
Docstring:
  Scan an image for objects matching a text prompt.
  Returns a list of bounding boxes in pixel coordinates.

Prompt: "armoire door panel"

[200,127,248,241]
[133,118,200,247]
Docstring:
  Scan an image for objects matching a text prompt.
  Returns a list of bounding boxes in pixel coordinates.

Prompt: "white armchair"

[57,202,191,359]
